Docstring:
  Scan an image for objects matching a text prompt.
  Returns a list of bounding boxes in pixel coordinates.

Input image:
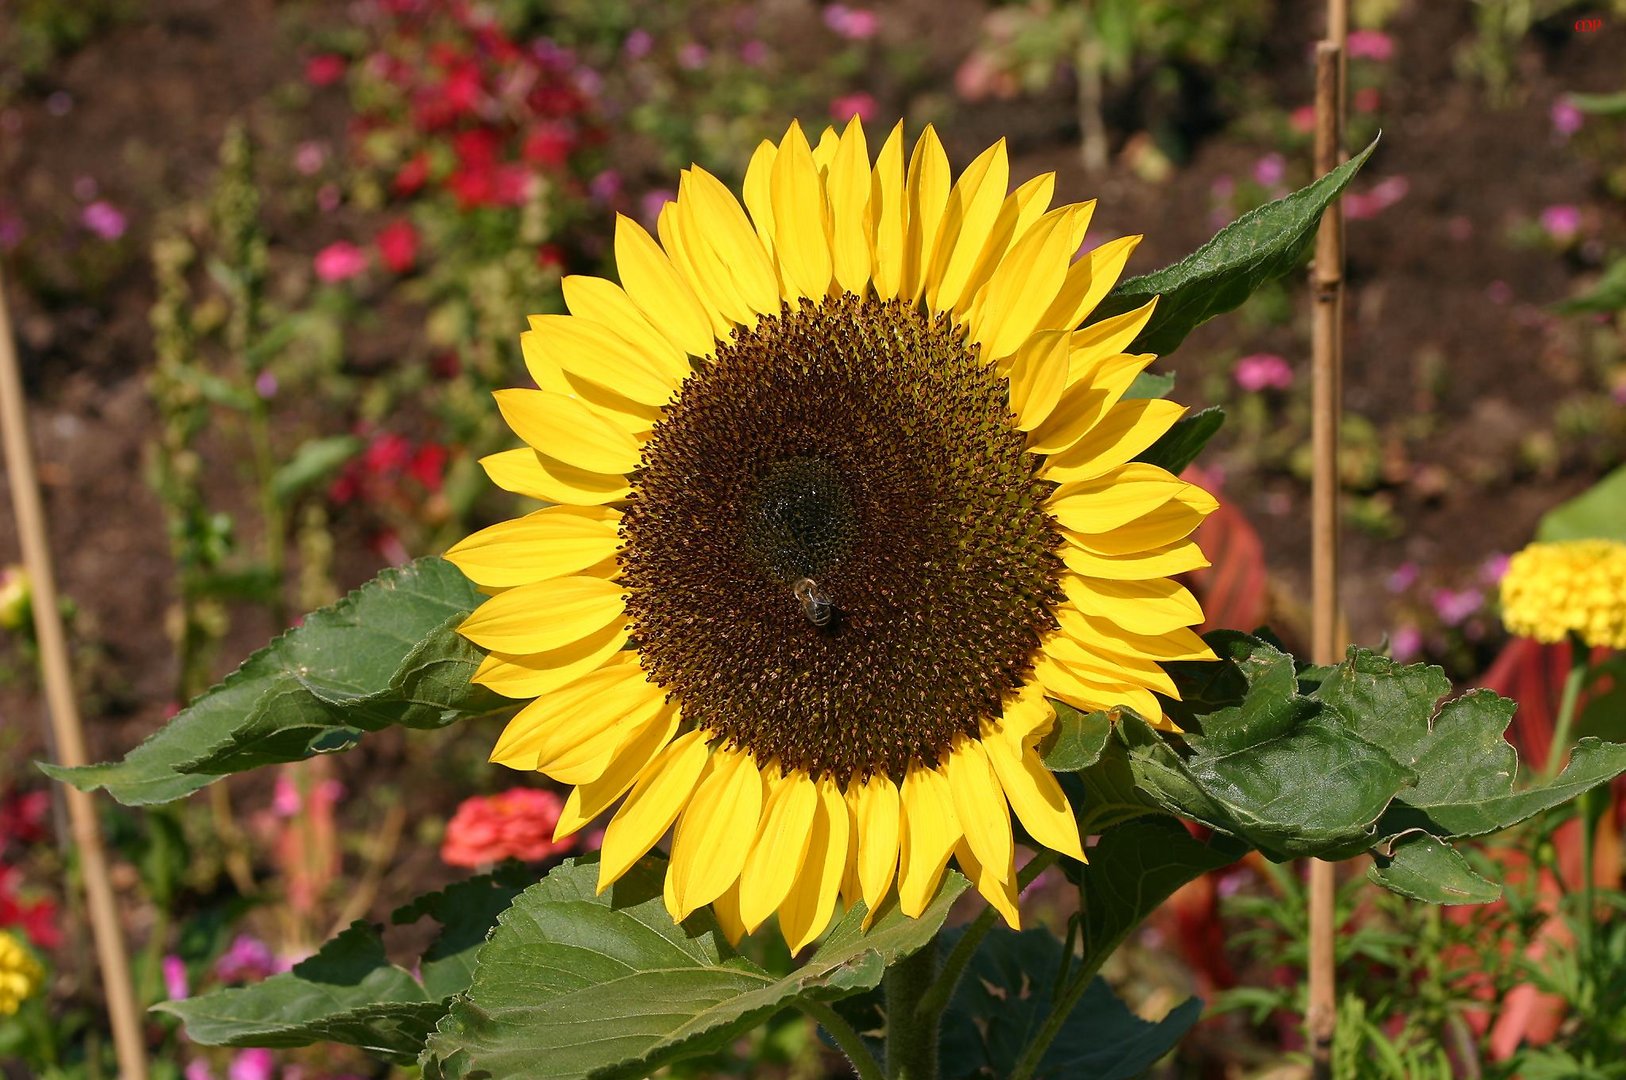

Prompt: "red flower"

[522,122,575,170]
[535,243,565,272]
[376,219,420,274]
[407,443,447,492]
[0,865,60,950]
[393,154,430,197]
[441,789,572,868]
[305,53,348,88]
[0,790,50,846]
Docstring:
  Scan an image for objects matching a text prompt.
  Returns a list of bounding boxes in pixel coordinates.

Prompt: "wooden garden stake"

[1307,3,1348,1073]
[0,267,150,1078]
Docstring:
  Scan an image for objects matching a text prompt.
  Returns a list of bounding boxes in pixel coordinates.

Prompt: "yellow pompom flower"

[0,930,44,1015]
[447,118,1216,949]
[1500,539,1626,650]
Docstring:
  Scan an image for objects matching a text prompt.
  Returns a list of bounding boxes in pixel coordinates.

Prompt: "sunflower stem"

[800,1000,885,1080]
[883,941,939,1080]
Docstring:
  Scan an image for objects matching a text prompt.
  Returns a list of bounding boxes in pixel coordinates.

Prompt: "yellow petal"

[827,117,872,295]
[738,771,818,933]
[458,575,624,654]
[493,388,641,474]
[1039,234,1142,331]
[1026,352,1155,456]
[445,506,621,588]
[524,314,679,408]
[535,693,668,786]
[971,206,1081,360]
[712,880,748,947]
[770,120,834,301]
[560,275,690,384]
[1059,574,1204,636]
[925,138,1009,314]
[778,777,849,952]
[983,734,1085,861]
[743,139,779,261]
[1057,607,1216,662]
[945,738,1012,885]
[954,839,1021,929]
[1006,329,1072,432]
[850,774,900,926]
[959,176,1065,316]
[1034,653,1167,721]
[811,125,841,172]
[1065,498,1211,555]
[900,124,950,302]
[1060,536,1210,580]
[1069,298,1158,369]
[999,682,1058,749]
[667,746,765,921]
[554,708,681,840]
[897,765,961,917]
[470,622,631,699]
[1040,398,1186,483]
[1047,463,1185,535]
[478,448,630,506]
[866,121,908,300]
[659,194,740,336]
[614,212,716,358]
[598,728,710,892]
[486,652,650,767]
[684,166,782,317]
[1043,632,1182,696]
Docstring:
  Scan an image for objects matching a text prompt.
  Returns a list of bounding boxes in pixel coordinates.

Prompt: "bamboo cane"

[1307,1,1349,1071]
[0,267,150,1077]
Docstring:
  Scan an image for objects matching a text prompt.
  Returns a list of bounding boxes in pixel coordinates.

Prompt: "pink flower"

[1289,105,1316,134]
[829,91,877,122]
[1346,30,1394,62]
[740,39,770,66]
[162,955,188,1000]
[293,141,327,176]
[228,1048,275,1080]
[185,1062,215,1080]
[1486,280,1514,305]
[1233,353,1293,392]
[441,789,573,868]
[1479,553,1510,585]
[676,42,709,70]
[80,201,127,240]
[1431,587,1483,627]
[305,53,347,87]
[589,170,622,203]
[376,219,419,274]
[216,934,279,984]
[1353,87,1381,113]
[1386,562,1420,594]
[1551,98,1584,139]
[640,188,676,227]
[1539,204,1581,242]
[313,241,367,282]
[1390,624,1423,663]
[1252,152,1285,188]
[623,29,653,58]
[824,4,880,40]
[1344,175,1409,220]
[255,371,278,399]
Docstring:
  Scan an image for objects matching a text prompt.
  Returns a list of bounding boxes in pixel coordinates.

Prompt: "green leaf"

[1127,635,1414,860]
[1064,738,1166,840]
[1551,258,1626,316]
[1090,137,1379,355]
[1076,817,1242,974]
[154,869,529,1064]
[1567,90,1626,116]
[1136,406,1224,475]
[1123,370,1175,400]
[423,854,968,1080]
[939,927,1202,1080]
[1315,650,1626,840]
[1535,463,1626,543]
[41,558,514,805]
[1040,701,1113,771]
[271,435,365,502]
[1367,834,1501,905]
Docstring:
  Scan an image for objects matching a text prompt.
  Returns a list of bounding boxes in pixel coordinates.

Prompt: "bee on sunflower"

[445,117,1217,951]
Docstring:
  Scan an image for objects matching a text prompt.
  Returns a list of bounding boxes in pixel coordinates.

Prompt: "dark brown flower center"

[619,294,1063,783]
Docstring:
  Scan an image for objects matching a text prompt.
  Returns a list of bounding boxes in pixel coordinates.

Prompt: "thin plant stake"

[0,266,150,1078]
[1307,6,1349,1074]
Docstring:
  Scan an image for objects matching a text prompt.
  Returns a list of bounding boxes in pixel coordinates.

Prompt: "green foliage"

[157,868,530,1064]
[1366,834,1501,905]
[1137,405,1226,474]
[1553,257,1626,315]
[41,558,512,804]
[422,855,968,1080]
[270,435,364,502]
[1039,701,1113,771]
[1090,137,1379,355]
[1536,463,1626,543]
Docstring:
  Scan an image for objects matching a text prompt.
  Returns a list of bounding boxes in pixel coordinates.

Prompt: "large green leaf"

[1040,701,1114,772]
[155,868,530,1064]
[1089,137,1378,355]
[1535,464,1626,543]
[1367,834,1501,905]
[1315,650,1626,841]
[1135,406,1225,475]
[42,558,513,805]
[938,927,1201,1080]
[423,854,968,1080]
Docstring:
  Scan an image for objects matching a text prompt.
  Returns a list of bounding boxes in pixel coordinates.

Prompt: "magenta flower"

[676,42,709,70]
[216,934,278,984]
[1252,153,1285,188]
[313,241,367,282]
[293,141,327,176]
[228,1048,275,1080]
[1390,624,1423,663]
[1539,204,1581,242]
[162,955,189,1000]
[81,201,127,240]
[824,4,880,40]
[1386,562,1420,594]
[1479,553,1510,585]
[829,91,877,122]
[1346,29,1394,62]
[740,39,770,66]
[639,189,676,228]
[1431,587,1483,627]
[1344,175,1409,220]
[1233,353,1294,392]
[623,28,653,58]
[1550,98,1584,139]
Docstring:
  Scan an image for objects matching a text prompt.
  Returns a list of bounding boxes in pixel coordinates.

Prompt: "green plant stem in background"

[800,1000,884,1080]
[884,940,939,1080]
[1541,634,1589,781]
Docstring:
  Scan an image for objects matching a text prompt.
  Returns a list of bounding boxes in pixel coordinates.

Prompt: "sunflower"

[447,118,1216,950]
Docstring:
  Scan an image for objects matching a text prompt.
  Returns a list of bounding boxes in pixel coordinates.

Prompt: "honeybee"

[792,577,834,627]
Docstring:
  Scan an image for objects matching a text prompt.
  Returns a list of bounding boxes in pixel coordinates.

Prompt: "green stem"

[1008,952,1104,1080]
[1540,635,1589,782]
[1579,787,1599,994]
[884,941,939,1080]
[801,1000,885,1080]
[915,849,1059,1024]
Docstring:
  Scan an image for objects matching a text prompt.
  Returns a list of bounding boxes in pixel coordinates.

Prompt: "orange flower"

[441,789,572,868]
